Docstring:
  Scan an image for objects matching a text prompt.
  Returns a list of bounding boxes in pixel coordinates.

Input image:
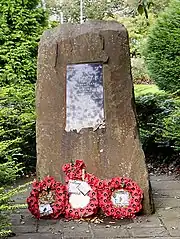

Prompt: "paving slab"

[8,233,61,239]
[62,237,92,239]
[11,225,37,235]
[157,208,180,237]
[130,214,162,228]
[127,238,180,239]
[90,224,130,238]
[11,209,37,235]
[11,209,37,225]
[63,237,91,239]
[37,219,60,233]
[37,219,92,237]
[128,227,170,238]
[62,221,90,238]
[152,189,180,198]
[150,175,177,181]
[151,180,180,190]
[157,207,180,217]
[154,197,180,208]
[168,229,180,237]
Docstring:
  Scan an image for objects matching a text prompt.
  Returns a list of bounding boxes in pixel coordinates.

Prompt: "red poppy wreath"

[27,176,66,219]
[62,160,100,219]
[98,177,143,219]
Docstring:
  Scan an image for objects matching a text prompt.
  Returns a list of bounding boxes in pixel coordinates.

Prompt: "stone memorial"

[36,20,153,214]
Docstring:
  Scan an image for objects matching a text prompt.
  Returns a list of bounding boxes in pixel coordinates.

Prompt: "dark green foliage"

[0,0,48,173]
[162,107,180,151]
[136,91,180,164]
[0,85,36,172]
[144,0,180,93]
[0,161,28,237]
[0,0,48,85]
[0,185,28,237]
[0,161,23,186]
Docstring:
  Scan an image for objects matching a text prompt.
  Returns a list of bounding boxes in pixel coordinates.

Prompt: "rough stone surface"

[36,20,152,214]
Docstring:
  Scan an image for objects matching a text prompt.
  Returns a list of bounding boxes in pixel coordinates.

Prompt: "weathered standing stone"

[36,20,153,214]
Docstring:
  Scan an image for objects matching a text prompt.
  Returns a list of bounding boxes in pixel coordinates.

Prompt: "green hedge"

[136,88,180,164]
[0,0,48,174]
[0,0,48,86]
[0,85,36,173]
[143,0,180,93]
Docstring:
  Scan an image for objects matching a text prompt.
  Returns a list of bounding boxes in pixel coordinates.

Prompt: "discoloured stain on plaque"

[66,63,104,132]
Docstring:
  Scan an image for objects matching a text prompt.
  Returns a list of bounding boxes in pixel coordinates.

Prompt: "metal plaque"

[65,63,104,132]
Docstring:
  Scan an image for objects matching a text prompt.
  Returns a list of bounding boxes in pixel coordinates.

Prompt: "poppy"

[32,181,41,191]
[27,177,65,219]
[98,177,143,219]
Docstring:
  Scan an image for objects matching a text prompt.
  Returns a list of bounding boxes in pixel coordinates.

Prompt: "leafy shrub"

[0,162,23,186]
[116,13,156,57]
[161,105,180,151]
[0,0,48,86]
[134,84,161,96]
[131,57,151,84]
[0,184,28,237]
[0,85,36,173]
[143,0,180,93]
[135,89,180,164]
[0,0,48,173]
[0,162,27,237]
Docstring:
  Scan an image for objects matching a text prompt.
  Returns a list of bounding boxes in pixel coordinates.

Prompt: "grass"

[134,84,164,97]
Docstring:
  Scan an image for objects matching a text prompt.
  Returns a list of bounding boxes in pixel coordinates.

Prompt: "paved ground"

[9,174,180,239]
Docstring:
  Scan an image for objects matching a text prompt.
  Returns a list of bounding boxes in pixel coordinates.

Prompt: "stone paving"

[9,175,180,239]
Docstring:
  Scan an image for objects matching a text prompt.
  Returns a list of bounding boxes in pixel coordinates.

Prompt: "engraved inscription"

[65,63,104,132]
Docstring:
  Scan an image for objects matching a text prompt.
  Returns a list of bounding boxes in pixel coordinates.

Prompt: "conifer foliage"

[0,0,47,85]
[0,0,48,172]
[144,0,180,93]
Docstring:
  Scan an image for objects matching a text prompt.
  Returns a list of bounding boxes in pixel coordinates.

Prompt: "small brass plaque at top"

[65,63,104,132]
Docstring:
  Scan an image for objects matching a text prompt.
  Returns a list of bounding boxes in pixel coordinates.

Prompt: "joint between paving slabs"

[125,228,135,238]
[35,220,65,239]
[88,223,95,239]
[158,216,171,237]
[61,231,65,239]
[35,219,39,232]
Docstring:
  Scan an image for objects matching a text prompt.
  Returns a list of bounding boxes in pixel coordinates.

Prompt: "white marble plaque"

[65,63,104,132]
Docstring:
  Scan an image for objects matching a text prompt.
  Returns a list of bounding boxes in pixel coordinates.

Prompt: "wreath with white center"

[62,160,99,219]
[98,177,143,219]
[27,176,66,219]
